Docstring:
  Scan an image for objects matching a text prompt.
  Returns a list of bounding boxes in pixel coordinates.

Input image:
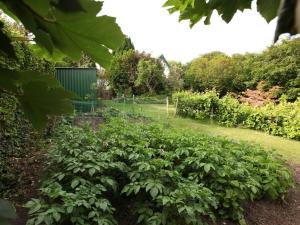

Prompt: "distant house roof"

[159,54,170,68]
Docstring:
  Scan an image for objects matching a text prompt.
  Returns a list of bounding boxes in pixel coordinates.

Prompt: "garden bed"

[12,163,300,225]
[7,111,300,225]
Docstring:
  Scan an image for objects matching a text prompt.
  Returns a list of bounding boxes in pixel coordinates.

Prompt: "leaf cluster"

[26,118,293,225]
[0,0,125,129]
[163,0,280,27]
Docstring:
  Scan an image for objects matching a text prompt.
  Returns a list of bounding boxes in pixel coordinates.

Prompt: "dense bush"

[173,91,300,140]
[0,92,38,197]
[108,49,167,96]
[26,119,293,225]
[185,52,236,96]
[183,40,300,100]
[0,19,54,196]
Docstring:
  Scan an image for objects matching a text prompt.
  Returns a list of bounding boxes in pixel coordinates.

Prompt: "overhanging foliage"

[163,0,281,27]
[0,0,125,129]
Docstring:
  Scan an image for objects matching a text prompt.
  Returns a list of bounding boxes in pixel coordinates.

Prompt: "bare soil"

[8,147,48,225]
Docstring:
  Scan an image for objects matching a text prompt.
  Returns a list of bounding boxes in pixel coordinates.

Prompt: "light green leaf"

[150,187,159,198]
[204,163,211,173]
[53,212,61,222]
[71,179,80,189]
[89,168,96,176]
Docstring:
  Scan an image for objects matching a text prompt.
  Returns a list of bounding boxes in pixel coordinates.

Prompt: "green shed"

[55,68,97,112]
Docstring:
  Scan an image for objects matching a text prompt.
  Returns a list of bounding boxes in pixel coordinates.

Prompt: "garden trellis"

[55,68,97,112]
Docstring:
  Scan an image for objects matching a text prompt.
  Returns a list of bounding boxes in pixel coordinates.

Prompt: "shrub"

[26,119,293,225]
[173,91,300,140]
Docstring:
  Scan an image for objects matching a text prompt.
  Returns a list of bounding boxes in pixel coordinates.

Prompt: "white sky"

[101,0,277,63]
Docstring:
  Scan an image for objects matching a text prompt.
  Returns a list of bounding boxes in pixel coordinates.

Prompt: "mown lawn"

[104,101,300,164]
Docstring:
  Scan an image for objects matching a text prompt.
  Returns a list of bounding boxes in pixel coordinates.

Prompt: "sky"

[101,0,278,63]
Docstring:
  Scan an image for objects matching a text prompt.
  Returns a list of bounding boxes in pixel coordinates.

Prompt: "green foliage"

[108,50,141,95]
[250,39,300,100]
[135,58,165,94]
[0,0,124,69]
[26,118,293,225]
[0,92,34,155]
[183,40,300,99]
[114,36,135,54]
[163,0,280,27]
[174,91,300,140]
[166,61,185,92]
[0,0,125,129]
[108,51,166,96]
[185,52,236,95]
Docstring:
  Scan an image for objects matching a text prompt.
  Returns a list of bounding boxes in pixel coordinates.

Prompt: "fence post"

[123,93,126,117]
[175,97,179,116]
[166,96,169,118]
[132,94,135,114]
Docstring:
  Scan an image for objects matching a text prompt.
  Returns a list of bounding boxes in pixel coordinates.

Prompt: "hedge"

[173,91,300,140]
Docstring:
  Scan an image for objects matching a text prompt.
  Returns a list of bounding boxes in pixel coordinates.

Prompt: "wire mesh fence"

[103,95,178,124]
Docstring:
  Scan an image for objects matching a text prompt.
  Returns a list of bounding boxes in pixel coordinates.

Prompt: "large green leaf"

[0,68,20,92]
[23,0,51,17]
[0,0,124,129]
[257,0,281,23]
[1,0,124,68]
[52,0,84,13]
[164,0,280,26]
[210,0,252,23]
[0,21,16,58]
[19,81,75,129]
[0,68,75,129]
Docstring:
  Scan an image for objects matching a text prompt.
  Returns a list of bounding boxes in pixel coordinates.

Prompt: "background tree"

[166,61,185,92]
[108,50,142,95]
[135,58,165,94]
[185,52,236,95]
[251,39,300,100]
[114,36,135,54]
[231,53,258,92]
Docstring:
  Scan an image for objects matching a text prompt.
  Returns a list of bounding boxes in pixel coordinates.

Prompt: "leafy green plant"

[26,118,293,225]
[173,91,300,140]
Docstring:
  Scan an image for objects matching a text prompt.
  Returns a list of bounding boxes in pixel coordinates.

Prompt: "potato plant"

[26,118,293,225]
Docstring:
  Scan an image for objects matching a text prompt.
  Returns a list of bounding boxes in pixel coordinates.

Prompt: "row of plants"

[173,91,300,140]
[25,117,293,225]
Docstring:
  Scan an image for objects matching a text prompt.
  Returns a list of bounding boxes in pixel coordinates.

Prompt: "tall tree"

[135,58,165,94]
[108,50,141,95]
[185,52,236,95]
[114,36,135,54]
[167,61,185,92]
